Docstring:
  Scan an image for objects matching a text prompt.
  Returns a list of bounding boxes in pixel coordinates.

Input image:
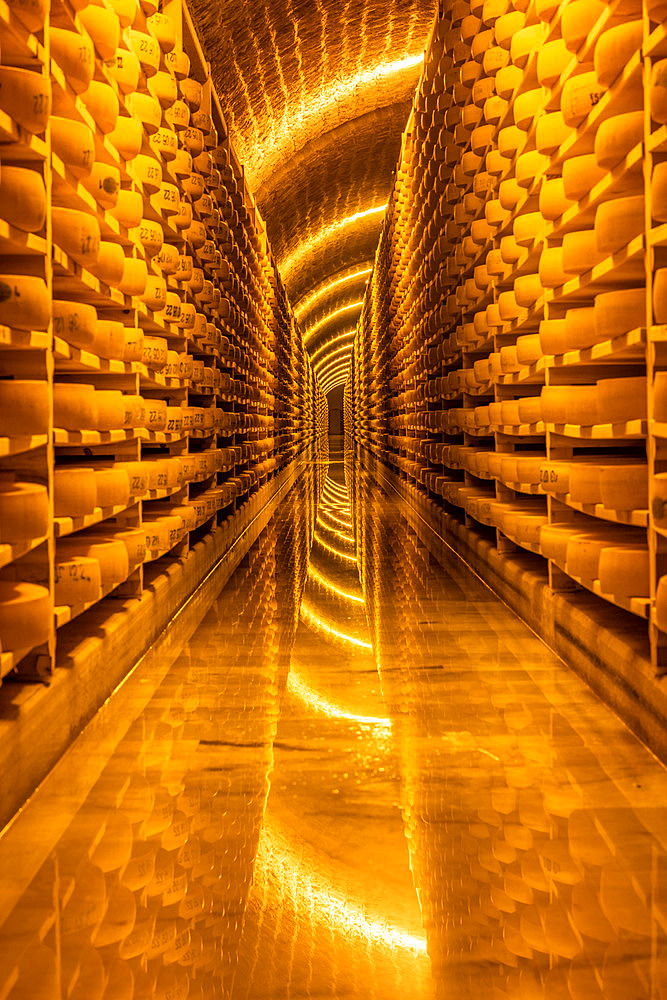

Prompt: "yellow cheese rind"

[54,466,97,516]
[54,556,102,606]
[0,481,49,541]
[0,67,51,133]
[0,380,49,435]
[0,275,50,330]
[0,580,52,651]
[0,167,46,233]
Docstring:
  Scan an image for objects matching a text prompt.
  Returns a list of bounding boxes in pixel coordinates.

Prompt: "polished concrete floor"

[1,440,667,999]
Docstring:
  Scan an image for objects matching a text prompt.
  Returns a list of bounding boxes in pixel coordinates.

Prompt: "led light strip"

[300,601,372,649]
[295,267,373,321]
[313,532,357,562]
[307,565,364,604]
[309,330,356,365]
[304,301,364,346]
[283,206,386,283]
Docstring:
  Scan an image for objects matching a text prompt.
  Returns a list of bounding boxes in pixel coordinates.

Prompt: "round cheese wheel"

[127,92,161,134]
[566,532,622,579]
[538,246,568,288]
[93,467,130,507]
[130,218,163,257]
[514,212,546,247]
[89,241,125,286]
[595,20,643,88]
[599,463,648,510]
[165,49,190,79]
[0,480,48,541]
[515,150,550,187]
[516,334,543,366]
[511,23,546,66]
[148,71,178,109]
[514,273,542,307]
[598,545,649,596]
[166,99,190,130]
[494,10,526,47]
[52,207,100,267]
[562,229,605,274]
[595,195,644,254]
[144,514,183,553]
[141,274,166,312]
[536,111,575,155]
[561,71,605,128]
[537,38,571,87]
[53,382,98,430]
[88,389,128,430]
[595,111,643,169]
[55,555,102,606]
[109,189,143,228]
[594,288,645,340]
[144,398,167,431]
[119,393,145,428]
[540,522,584,562]
[514,88,544,130]
[50,28,95,93]
[564,307,599,350]
[181,125,204,155]
[652,161,667,222]
[141,335,168,369]
[118,257,147,296]
[562,0,606,54]
[81,162,120,210]
[152,182,180,217]
[8,0,49,31]
[0,580,51,651]
[50,117,95,177]
[148,11,176,50]
[78,4,120,60]
[562,153,606,201]
[0,167,46,233]
[121,329,144,363]
[0,66,51,133]
[652,60,667,126]
[114,461,149,496]
[108,115,143,160]
[82,80,119,133]
[495,64,523,99]
[570,462,604,503]
[517,396,543,423]
[0,274,49,330]
[538,463,572,496]
[155,243,180,274]
[59,537,129,587]
[54,466,97,515]
[596,376,646,423]
[654,268,667,323]
[105,47,141,94]
[92,319,125,360]
[90,527,146,570]
[540,385,598,424]
[540,177,574,221]
[150,126,178,161]
[130,153,162,193]
[128,29,160,75]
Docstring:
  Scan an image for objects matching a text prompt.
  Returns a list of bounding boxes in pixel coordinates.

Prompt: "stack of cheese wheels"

[84,527,146,572]
[53,383,129,432]
[57,535,129,590]
[565,527,644,580]
[143,512,185,557]
[0,579,52,650]
[0,476,49,541]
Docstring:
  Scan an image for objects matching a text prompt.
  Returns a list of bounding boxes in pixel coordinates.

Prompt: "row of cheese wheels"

[0,379,229,437]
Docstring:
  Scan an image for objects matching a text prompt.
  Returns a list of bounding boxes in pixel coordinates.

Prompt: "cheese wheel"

[166,99,190,130]
[144,398,167,431]
[130,153,162,193]
[119,393,145,427]
[50,117,95,178]
[654,269,667,323]
[128,29,161,75]
[115,461,149,496]
[58,537,128,587]
[538,463,572,495]
[55,555,102,606]
[651,59,667,124]
[150,126,178,161]
[516,396,543,423]
[539,177,574,221]
[109,189,143,228]
[78,4,120,60]
[50,28,95,93]
[91,390,129,431]
[54,466,97,515]
[93,467,130,507]
[595,196,644,254]
[122,329,144,363]
[130,218,163,257]
[494,10,525,46]
[562,0,605,53]
[562,154,606,202]
[0,274,49,330]
[89,241,125,286]
[594,288,645,340]
[173,199,193,230]
[598,545,649,596]
[141,335,168,369]
[516,334,542,366]
[536,111,575,155]
[118,257,147,296]
[514,274,542,307]
[537,38,571,87]
[90,527,146,570]
[155,243,180,275]
[514,212,546,247]
[151,182,180,217]
[595,21,643,88]
[165,49,190,79]
[53,382,98,430]
[148,71,178,110]
[105,47,141,94]
[540,522,585,561]
[562,229,605,274]
[599,463,648,510]
[595,111,643,169]
[81,163,120,210]
[181,125,204,155]
[127,92,161,134]
[93,319,125,360]
[0,480,48,541]
[514,89,544,130]
[0,167,46,233]
[148,11,176,50]
[652,161,667,222]
[0,67,51,133]
[52,207,100,267]
[500,345,521,372]
[515,150,550,188]
[144,514,184,553]
[566,531,635,579]
[108,115,143,160]
[570,462,603,503]
[596,376,646,423]
[510,23,546,67]
[0,580,51,651]
[540,385,598,424]
[141,274,166,312]
[561,71,605,128]
[495,64,522,99]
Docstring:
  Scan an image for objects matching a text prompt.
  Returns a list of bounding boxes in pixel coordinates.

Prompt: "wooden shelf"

[54,503,137,539]
[0,327,50,350]
[551,560,650,619]
[0,534,48,570]
[0,434,48,457]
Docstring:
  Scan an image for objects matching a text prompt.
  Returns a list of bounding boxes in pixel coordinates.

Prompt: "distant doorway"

[327,384,344,436]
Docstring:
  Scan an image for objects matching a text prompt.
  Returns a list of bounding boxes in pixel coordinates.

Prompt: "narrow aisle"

[0,442,666,1000]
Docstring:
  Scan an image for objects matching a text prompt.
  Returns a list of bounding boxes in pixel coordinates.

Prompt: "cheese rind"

[54,556,102,606]
[54,467,97,516]
[0,481,49,541]
[0,167,46,233]
[0,580,52,651]
[0,67,51,132]
[0,275,50,330]
[0,380,49,435]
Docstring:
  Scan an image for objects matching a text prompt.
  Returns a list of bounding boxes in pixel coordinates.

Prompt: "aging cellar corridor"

[2,444,667,999]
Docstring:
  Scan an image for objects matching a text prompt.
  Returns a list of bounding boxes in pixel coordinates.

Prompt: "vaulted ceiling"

[192,0,436,393]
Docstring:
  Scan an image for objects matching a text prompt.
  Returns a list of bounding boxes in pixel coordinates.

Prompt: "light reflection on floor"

[1,439,667,998]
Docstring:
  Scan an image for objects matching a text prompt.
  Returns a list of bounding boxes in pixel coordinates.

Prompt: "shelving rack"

[350,0,667,675]
[0,0,326,683]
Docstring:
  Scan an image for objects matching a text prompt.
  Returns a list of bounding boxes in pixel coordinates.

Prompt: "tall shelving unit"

[0,0,324,684]
[352,0,667,675]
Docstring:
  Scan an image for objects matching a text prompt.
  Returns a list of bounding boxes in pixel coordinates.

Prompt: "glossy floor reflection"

[1,440,667,999]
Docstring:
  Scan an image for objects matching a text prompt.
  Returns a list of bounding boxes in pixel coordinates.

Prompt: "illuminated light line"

[288,669,388,722]
[304,301,365,346]
[258,822,428,958]
[284,207,386,284]
[316,515,354,543]
[323,481,348,498]
[322,377,349,394]
[319,508,352,529]
[318,360,352,384]
[310,330,356,365]
[314,532,357,562]
[300,601,372,649]
[295,268,373,321]
[307,565,364,603]
[314,344,353,373]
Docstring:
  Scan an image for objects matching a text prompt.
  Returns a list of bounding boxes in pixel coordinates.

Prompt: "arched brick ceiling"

[192,0,435,378]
